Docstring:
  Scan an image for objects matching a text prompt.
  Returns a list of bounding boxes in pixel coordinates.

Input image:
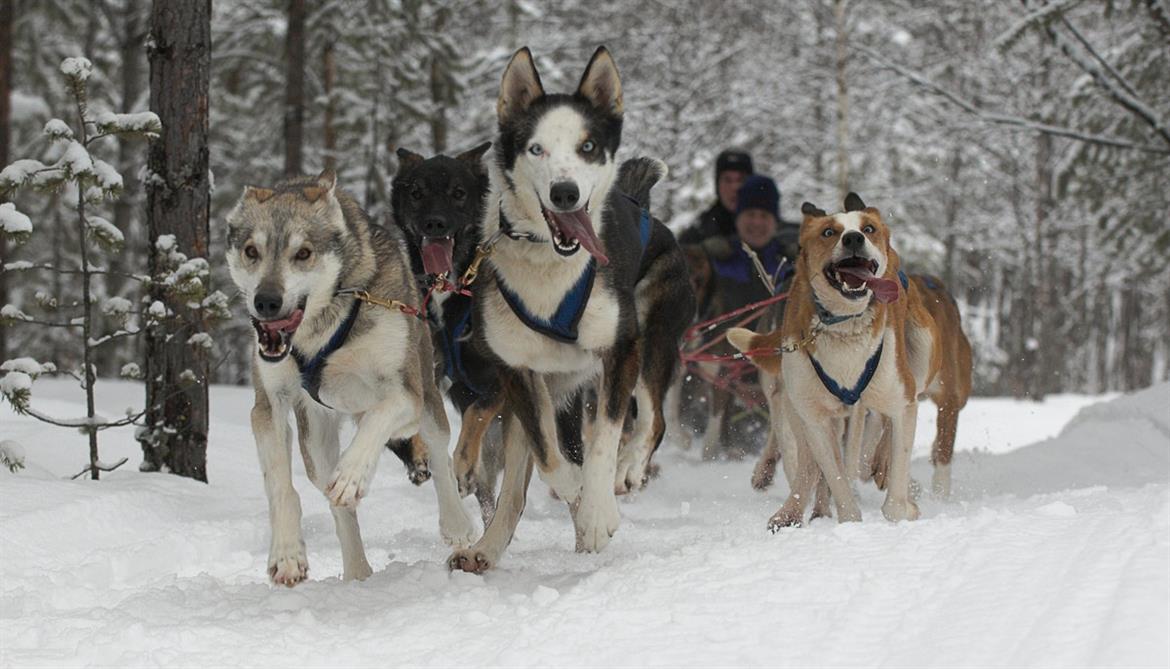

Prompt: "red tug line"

[678,291,788,411]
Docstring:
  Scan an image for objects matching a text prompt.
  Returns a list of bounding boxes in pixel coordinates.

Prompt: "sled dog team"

[225,46,973,586]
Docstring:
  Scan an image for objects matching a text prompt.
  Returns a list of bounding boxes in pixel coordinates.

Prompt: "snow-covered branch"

[852,43,1170,155]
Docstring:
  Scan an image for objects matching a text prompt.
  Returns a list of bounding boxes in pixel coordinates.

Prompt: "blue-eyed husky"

[448,47,695,572]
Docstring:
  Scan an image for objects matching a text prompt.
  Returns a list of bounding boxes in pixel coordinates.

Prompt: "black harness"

[290,298,362,408]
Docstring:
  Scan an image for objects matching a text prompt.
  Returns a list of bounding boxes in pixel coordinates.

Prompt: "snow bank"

[0,381,1166,667]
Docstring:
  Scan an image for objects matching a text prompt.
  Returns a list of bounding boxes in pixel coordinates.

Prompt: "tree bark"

[832,0,850,201]
[323,41,336,170]
[284,0,306,176]
[0,0,12,364]
[140,0,211,482]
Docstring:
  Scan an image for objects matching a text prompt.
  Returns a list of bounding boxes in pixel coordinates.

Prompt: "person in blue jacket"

[703,174,799,318]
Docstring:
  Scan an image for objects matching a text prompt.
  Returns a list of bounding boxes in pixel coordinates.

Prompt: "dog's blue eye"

[529,144,543,156]
[581,140,595,153]
[822,228,835,238]
[863,224,875,234]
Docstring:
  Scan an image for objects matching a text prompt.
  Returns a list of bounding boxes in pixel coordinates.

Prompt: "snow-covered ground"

[1,379,1167,667]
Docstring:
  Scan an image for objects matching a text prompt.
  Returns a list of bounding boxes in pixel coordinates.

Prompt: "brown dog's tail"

[726,327,784,376]
[617,156,668,209]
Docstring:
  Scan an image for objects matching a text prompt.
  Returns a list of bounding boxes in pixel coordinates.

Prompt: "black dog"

[390,142,505,523]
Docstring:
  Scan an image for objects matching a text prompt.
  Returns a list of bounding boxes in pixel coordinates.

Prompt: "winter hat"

[714,149,753,186]
[736,174,780,220]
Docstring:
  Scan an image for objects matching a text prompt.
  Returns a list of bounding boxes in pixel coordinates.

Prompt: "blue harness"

[807,270,909,405]
[497,205,651,344]
[291,298,362,408]
[433,296,486,396]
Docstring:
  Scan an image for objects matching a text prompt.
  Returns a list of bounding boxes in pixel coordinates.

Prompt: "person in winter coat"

[677,148,753,245]
[702,174,799,319]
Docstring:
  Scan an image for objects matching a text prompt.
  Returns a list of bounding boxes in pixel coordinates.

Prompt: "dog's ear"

[498,47,545,124]
[455,141,492,164]
[844,192,866,212]
[576,46,623,115]
[302,168,337,203]
[243,186,275,203]
[801,201,826,218]
[396,147,425,168]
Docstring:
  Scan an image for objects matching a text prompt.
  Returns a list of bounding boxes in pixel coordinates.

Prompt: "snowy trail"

[1,381,1167,667]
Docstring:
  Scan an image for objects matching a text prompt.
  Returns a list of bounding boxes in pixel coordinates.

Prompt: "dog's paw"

[751,458,777,491]
[268,548,309,587]
[882,497,920,522]
[767,507,804,533]
[455,462,476,498]
[327,453,377,509]
[613,454,648,495]
[448,548,494,574]
[440,507,477,549]
[574,494,621,553]
[407,459,431,486]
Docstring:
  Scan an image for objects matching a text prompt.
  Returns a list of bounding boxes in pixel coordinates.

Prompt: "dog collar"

[808,341,883,406]
[291,297,362,408]
[497,205,544,243]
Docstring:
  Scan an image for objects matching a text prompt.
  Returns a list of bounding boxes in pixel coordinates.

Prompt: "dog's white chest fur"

[483,254,619,374]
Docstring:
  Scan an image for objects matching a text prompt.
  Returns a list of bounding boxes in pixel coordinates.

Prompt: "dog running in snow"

[226,169,475,586]
[446,46,696,572]
[389,141,506,525]
[728,193,972,529]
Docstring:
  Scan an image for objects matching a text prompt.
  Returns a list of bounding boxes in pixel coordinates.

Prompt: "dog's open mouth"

[542,207,609,265]
[252,302,306,362]
[824,256,900,303]
[421,236,454,276]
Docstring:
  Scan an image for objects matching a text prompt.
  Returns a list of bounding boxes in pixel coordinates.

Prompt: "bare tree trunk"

[284,0,306,176]
[104,0,147,376]
[832,0,850,201]
[0,0,12,364]
[942,147,963,289]
[140,0,211,482]
[428,9,450,154]
[323,41,336,170]
[1033,130,1056,397]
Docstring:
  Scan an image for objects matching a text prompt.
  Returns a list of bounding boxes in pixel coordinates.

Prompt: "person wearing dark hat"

[677,148,753,245]
[703,175,799,317]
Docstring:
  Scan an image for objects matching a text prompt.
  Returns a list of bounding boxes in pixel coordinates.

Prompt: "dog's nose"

[842,231,865,252]
[421,217,449,237]
[549,181,580,210]
[254,293,283,319]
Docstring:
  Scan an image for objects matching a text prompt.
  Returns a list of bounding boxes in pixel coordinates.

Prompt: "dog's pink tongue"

[421,237,454,276]
[550,209,609,265]
[261,308,304,335]
[838,266,901,303]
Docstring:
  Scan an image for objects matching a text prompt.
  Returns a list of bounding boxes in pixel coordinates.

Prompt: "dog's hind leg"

[420,387,476,548]
[752,377,784,490]
[843,406,866,482]
[511,371,582,504]
[454,396,503,497]
[615,381,655,494]
[449,410,533,573]
[252,383,308,587]
[797,410,862,523]
[295,399,372,581]
[881,402,921,522]
[930,397,960,498]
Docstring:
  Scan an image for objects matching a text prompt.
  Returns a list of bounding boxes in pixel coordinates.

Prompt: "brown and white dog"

[728,193,971,529]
